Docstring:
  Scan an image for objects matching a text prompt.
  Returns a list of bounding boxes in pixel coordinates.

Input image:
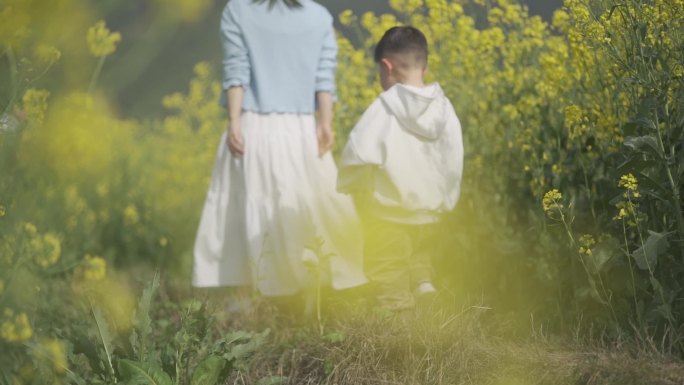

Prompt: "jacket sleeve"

[314,22,337,95]
[220,2,250,90]
[336,99,387,194]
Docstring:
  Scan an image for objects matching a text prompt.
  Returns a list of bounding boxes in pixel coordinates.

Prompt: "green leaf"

[131,272,160,361]
[256,376,288,385]
[135,272,160,338]
[190,355,226,385]
[118,359,173,385]
[632,231,669,271]
[222,329,270,371]
[322,331,345,343]
[623,134,663,158]
[590,246,613,273]
[91,306,116,380]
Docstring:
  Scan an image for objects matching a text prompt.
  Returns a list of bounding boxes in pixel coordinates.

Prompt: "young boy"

[337,26,464,311]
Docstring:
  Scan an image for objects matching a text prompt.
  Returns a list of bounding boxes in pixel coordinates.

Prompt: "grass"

[178,281,684,385]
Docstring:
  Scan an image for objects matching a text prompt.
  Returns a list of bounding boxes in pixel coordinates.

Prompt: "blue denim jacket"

[220,0,337,114]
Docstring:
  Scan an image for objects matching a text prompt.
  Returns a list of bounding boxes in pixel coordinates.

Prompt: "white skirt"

[193,112,367,296]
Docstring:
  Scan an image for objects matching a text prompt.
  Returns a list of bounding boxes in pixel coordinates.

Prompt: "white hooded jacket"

[337,83,464,224]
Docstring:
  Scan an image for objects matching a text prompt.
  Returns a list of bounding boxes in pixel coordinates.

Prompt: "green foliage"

[256,376,289,385]
[2,0,684,381]
[118,359,173,385]
[189,355,225,385]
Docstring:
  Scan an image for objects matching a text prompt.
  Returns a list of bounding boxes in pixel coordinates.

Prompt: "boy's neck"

[397,71,426,88]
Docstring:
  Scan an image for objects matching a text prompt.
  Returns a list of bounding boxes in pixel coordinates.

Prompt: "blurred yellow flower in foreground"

[23,222,38,236]
[86,20,121,57]
[81,255,107,281]
[33,44,61,67]
[73,274,136,333]
[1,309,33,343]
[0,205,5,217]
[33,232,62,268]
[34,339,68,374]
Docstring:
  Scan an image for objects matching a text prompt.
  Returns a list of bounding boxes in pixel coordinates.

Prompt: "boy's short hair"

[374,26,428,68]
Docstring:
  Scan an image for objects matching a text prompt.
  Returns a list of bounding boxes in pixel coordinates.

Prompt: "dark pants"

[361,216,439,310]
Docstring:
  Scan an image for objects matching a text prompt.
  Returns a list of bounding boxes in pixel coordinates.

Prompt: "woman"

[193,0,366,300]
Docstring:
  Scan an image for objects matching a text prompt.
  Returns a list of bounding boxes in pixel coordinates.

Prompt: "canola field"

[1,0,684,383]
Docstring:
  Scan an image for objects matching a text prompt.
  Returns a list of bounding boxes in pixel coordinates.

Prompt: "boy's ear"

[380,58,394,74]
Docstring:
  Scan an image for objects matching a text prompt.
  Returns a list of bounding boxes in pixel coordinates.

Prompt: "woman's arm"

[220,2,249,157]
[315,22,337,157]
[316,91,334,156]
[226,86,245,157]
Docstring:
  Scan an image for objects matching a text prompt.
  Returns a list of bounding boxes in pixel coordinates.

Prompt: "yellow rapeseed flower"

[22,89,50,126]
[86,20,121,57]
[618,173,638,191]
[578,234,595,255]
[613,200,636,221]
[614,207,627,220]
[34,233,62,268]
[339,9,354,26]
[82,255,107,281]
[542,189,564,214]
[552,9,570,32]
[35,339,68,374]
[23,222,38,236]
[124,204,140,225]
[0,205,5,217]
[0,309,33,343]
[33,44,62,67]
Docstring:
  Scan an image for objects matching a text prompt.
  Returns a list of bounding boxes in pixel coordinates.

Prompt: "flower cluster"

[618,173,639,197]
[542,189,564,215]
[35,339,68,374]
[86,20,121,57]
[78,255,107,281]
[1,309,32,343]
[22,89,50,126]
[578,234,596,256]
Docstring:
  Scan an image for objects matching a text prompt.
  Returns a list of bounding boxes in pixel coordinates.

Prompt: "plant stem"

[2,45,19,115]
[630,198,675,328]
[88,56,106,93]
[622,219,642,330]
[654,108,684,262]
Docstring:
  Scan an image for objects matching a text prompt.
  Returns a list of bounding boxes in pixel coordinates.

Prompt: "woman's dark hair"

[374,26,428,67]
[252,0,302,8]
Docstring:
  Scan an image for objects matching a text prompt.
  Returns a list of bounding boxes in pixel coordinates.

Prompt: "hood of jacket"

[379,83,448,141]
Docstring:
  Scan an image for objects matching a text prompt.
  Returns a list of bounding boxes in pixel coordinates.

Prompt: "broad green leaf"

[322,331,345,343]
[589,246,613,273]
[190,355,226,385]
[633,231,669,271]
[224,330,255,344]
[256,376,288,385]
[118,359,173,385]
[623,135,663,158]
